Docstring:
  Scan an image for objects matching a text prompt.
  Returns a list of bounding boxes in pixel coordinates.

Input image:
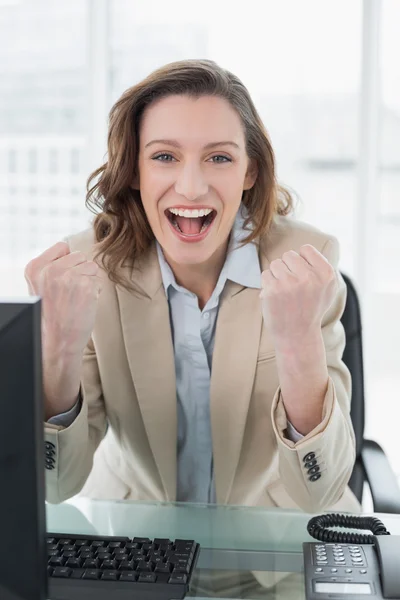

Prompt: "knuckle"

[24,261,35,281]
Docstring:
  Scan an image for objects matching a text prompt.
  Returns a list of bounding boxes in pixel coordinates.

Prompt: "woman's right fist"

[25,241,102,358]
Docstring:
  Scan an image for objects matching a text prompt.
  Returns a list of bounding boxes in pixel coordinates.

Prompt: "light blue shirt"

[49,206,303,502]
[156,207,262,503]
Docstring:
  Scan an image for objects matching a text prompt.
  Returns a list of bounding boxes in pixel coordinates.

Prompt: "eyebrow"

[144,139,241,150]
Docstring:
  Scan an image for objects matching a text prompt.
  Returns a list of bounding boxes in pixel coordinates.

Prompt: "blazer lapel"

[115,244,177,501]
[210,281,264,504]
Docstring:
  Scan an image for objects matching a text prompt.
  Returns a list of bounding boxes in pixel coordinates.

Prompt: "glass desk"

[46,498,400,599]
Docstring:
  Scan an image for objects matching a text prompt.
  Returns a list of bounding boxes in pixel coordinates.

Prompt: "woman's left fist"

[260,244,338,346]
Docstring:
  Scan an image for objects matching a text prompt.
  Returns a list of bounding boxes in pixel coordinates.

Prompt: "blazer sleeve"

[270,235,356,512]
[44,336,107,504]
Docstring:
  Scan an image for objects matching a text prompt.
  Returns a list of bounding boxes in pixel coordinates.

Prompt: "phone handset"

[303,513,400,599]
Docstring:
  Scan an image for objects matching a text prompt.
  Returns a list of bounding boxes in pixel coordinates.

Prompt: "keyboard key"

[130,549,144,559]
[65,558,83,569]
[101,559,118,570]
[102,570,119,581]
[83,569,101,580]
[113,547,128,556]
[58,539,73,546]
[119,560,135,571]
[175,539,195,547]
[79,549,94,558]
[173,552,191,560]
[148,553,164,564]
[125,542,141,551]
[172,563,190,574]
[49,557,65,568]
[83,559,100,569]
[133,537,151,544]
[47,550,60,557]
[108,541,125,549]
[91,540,106,548]
[74,540,89,547]
[47,543,59,551]
[120,572,138,582]
[96,551,112,561]
[70,569,85,579]
[155,562,172,573]
[137,560,152,572]
[52,567,72,578]
[62,551,77,558]
[169,573,188,584]
[138,572,157,583]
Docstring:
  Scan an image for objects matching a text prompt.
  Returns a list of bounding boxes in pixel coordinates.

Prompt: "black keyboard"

[46,532,200,600]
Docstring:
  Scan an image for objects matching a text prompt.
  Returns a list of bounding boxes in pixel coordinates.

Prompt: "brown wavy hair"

[86,58,294,291]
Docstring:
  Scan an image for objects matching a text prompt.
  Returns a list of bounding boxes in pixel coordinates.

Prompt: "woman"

[26,59,360,513]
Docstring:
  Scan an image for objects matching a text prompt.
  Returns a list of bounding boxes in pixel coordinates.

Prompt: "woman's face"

[137,94,257,266]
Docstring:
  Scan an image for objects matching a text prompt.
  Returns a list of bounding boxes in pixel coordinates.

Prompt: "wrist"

[42,333,84,365]
[273,326,323,353]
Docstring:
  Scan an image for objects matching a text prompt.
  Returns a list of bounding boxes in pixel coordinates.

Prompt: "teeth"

[168,207,213,218]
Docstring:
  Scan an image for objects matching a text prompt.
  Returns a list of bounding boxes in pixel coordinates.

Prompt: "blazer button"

[304,459,317,469]
[303,452,315,463]
[309,473,322,482]
[308,465,320,475]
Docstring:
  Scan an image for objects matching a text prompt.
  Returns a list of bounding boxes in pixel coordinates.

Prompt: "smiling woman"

[33,59,360,516]
[85,60,293,294]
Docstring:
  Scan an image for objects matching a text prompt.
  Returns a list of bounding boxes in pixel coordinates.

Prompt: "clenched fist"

[260,244,337,349]
[25,241,102,358]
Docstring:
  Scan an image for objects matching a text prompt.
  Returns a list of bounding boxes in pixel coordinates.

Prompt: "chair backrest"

[340,272,365,458]
[340,273,366,502]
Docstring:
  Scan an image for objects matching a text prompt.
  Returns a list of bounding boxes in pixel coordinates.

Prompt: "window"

[2,0,400,482]
[0,0,90,295]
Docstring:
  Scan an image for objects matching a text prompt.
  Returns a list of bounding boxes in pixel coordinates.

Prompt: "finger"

[260,269,275,296]
[281,250,309,275]
[54,250,91,269]
[70,261,99,276]
[299,244,329,269]
[34,241,70,266]
[269,258,292,280]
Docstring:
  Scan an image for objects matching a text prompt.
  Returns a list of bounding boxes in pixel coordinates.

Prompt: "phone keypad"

[312,543,367,577]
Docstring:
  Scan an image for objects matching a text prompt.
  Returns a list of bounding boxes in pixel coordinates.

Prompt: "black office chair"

[340,273,400,513]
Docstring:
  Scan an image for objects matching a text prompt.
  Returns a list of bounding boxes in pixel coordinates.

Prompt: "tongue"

[176,216,203,235]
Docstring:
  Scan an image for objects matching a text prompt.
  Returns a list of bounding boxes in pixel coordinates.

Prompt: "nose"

[174,162,209,202]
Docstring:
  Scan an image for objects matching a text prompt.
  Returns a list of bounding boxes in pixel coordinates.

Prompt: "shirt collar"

[156,204,261,294]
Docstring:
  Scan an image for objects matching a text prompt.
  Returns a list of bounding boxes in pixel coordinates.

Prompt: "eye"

[209,155,232,163]
[152,153,175,162]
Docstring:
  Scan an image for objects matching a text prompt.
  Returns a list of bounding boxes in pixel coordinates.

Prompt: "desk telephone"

[303,513,400,599]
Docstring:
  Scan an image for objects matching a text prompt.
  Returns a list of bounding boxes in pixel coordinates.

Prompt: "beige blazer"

[44,215,361,513]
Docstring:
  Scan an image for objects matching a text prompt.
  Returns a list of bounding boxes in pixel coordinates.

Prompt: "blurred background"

[0,1,399,485]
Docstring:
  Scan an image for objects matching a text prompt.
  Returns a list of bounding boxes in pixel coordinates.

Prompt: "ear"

[243,158,258,191]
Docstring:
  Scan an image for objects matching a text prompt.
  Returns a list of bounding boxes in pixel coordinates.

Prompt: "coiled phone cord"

[307,513,391,545]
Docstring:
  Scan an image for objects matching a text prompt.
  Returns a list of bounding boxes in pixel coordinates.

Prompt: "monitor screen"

[0,298,47,600]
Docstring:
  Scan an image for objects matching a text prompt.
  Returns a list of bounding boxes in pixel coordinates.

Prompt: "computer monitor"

[0,298,47,600]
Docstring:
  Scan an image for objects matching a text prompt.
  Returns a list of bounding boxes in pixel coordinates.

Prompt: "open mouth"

[165,207,217,239]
